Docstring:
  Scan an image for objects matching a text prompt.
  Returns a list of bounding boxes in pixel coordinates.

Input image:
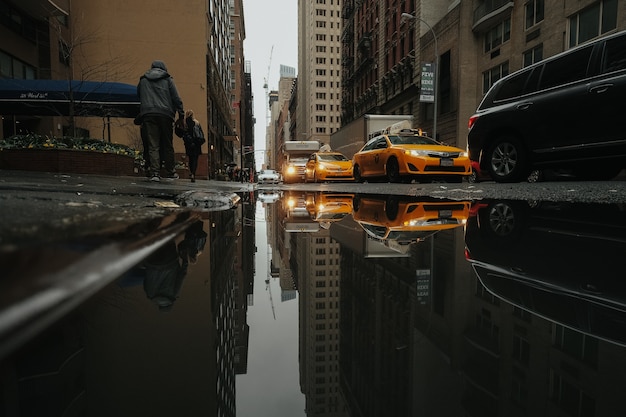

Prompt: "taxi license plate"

[440,158,453,166]
[439,210,453,218]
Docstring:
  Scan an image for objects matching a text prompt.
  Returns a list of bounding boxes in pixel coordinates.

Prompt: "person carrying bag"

[182,109,205,182]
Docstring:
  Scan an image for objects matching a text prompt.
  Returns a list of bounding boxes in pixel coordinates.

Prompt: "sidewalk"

[0,169,255,247]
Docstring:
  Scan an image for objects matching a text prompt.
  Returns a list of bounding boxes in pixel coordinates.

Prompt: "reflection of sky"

[236,202,306,416]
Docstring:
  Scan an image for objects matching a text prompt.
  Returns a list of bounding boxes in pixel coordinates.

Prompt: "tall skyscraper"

[297,0,343,146]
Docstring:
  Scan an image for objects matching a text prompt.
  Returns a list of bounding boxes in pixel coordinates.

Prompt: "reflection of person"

[143,240,185,312]
[137,60,184,182]
[182,109,204,182]
[177,221,207,271]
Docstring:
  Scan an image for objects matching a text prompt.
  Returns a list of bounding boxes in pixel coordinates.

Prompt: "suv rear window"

[602,34,626,73]
[538,45,593,90]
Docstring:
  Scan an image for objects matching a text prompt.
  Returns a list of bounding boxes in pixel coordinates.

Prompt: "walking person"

[137,60,184,182]
[182,109,205,182]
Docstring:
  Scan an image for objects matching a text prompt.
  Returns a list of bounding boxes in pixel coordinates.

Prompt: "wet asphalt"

[1,168,625,247]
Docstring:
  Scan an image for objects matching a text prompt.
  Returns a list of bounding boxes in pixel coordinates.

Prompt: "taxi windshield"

[388,135,439,146]
[318,153,348,161]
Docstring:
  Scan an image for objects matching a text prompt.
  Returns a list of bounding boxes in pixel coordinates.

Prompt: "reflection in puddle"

[1,193,626,416]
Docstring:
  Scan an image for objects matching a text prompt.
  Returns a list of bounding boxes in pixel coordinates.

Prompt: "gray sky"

[242,0,298,168]
[235,202,306,416]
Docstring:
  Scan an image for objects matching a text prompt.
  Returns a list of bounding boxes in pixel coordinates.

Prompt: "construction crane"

[263,45,274,126]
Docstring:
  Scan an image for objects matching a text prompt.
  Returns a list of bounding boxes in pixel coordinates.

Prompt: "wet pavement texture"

[1,170,626,416]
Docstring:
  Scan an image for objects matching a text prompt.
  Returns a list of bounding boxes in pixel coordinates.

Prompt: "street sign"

[420,62,435,103]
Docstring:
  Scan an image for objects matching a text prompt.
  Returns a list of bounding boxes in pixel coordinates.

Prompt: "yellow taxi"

[305,192,354,223]
[352,195,471,243]
[304,151,354,182]
[352,122,471,183]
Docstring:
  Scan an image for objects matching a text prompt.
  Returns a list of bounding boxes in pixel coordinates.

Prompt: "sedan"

[257,169,281,184]
[305,152,354,182]
[352,128,471,183]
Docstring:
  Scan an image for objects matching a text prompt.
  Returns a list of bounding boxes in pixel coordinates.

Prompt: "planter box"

[0,148,136,176]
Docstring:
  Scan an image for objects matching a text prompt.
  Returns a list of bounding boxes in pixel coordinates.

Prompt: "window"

[485,18,511,52]
[494,70,531,101]
[550,371,596,417]
[483,62,509,94]
[523,44,543,67]
[512,334,530,364]
[569,0,617,47]
[538,45,593,90]
[525,0,544,29]
[601,33,626,73]
[554,324,599,366]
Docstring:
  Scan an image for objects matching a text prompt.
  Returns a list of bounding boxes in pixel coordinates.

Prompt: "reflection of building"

[209,209,241,416]
[337,225,470,415]
[234,195,256,375]
[294,226,348,416]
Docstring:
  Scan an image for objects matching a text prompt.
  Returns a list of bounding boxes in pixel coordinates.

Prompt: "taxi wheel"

[353,165,363,183]
[386,158,401,183]
[385,196,399,221]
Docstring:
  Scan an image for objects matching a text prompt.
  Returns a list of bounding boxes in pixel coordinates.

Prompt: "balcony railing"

[473,0,514,33]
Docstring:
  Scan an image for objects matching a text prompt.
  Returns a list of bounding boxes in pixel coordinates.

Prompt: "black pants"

[143,115,175,176]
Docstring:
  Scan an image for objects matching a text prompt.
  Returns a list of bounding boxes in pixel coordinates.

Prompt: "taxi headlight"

[286,166,296,175]
[460,151,468,158]
[405,149,430,157]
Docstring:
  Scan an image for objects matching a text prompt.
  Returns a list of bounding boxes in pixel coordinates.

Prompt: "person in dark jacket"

[137,60,184,182]
[182,109,204,182]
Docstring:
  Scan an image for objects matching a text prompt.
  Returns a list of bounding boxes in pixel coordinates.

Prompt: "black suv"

[468,30,626,182]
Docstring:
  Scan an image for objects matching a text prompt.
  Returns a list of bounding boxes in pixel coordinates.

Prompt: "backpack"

[192,122,205,145]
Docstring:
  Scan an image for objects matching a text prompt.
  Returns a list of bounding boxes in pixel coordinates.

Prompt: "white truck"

[282,140,320,183]
[330,114,414,159]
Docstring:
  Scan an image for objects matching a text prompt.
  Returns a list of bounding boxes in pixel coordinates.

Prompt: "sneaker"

[190,174,195,183]
[150,175,160,182]
[163,172,179,180]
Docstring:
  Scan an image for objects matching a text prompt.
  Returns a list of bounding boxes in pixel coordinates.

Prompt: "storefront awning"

[0,79,140,118]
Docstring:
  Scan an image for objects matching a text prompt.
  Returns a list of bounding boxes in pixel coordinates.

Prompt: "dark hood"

[143,60,170,81]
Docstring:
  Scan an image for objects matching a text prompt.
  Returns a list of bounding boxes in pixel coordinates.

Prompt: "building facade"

[0,0,255,179]
[338,0,626,150]
[297,0,343,146]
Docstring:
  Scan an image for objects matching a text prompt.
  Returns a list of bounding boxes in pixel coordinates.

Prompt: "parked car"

[304,151,353,182]
[257,169,281,184]
[352,125,471,183]
[468,30,626,183]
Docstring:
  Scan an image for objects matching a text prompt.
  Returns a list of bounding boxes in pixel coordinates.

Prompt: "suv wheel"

[487,136,527,182]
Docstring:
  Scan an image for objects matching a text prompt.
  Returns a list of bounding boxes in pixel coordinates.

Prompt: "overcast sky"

[242,0,298,168]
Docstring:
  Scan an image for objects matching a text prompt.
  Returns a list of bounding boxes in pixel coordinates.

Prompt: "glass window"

[538,46,593,90]
[485,18,511,52]
[525,0,545,29]
[483,62,509,94]
[523,44,543,67]
[601,33,626,73]
[494,70,531,101]
[569,0,617,47]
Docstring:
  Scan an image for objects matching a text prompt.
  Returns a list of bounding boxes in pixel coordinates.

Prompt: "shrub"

[0,134,143,161]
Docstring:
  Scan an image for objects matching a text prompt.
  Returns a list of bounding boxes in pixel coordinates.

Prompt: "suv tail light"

[468,114,479,130]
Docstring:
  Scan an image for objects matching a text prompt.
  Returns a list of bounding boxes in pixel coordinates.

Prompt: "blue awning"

[0,79,140,118]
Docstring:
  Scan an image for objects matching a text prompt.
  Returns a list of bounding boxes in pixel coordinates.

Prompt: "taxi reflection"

[352,195,471,245]
[305,192,354,223]
[465,200,626,346]
[282,191,319,232]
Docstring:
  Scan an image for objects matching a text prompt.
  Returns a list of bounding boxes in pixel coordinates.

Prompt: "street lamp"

[401,12,438,141]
